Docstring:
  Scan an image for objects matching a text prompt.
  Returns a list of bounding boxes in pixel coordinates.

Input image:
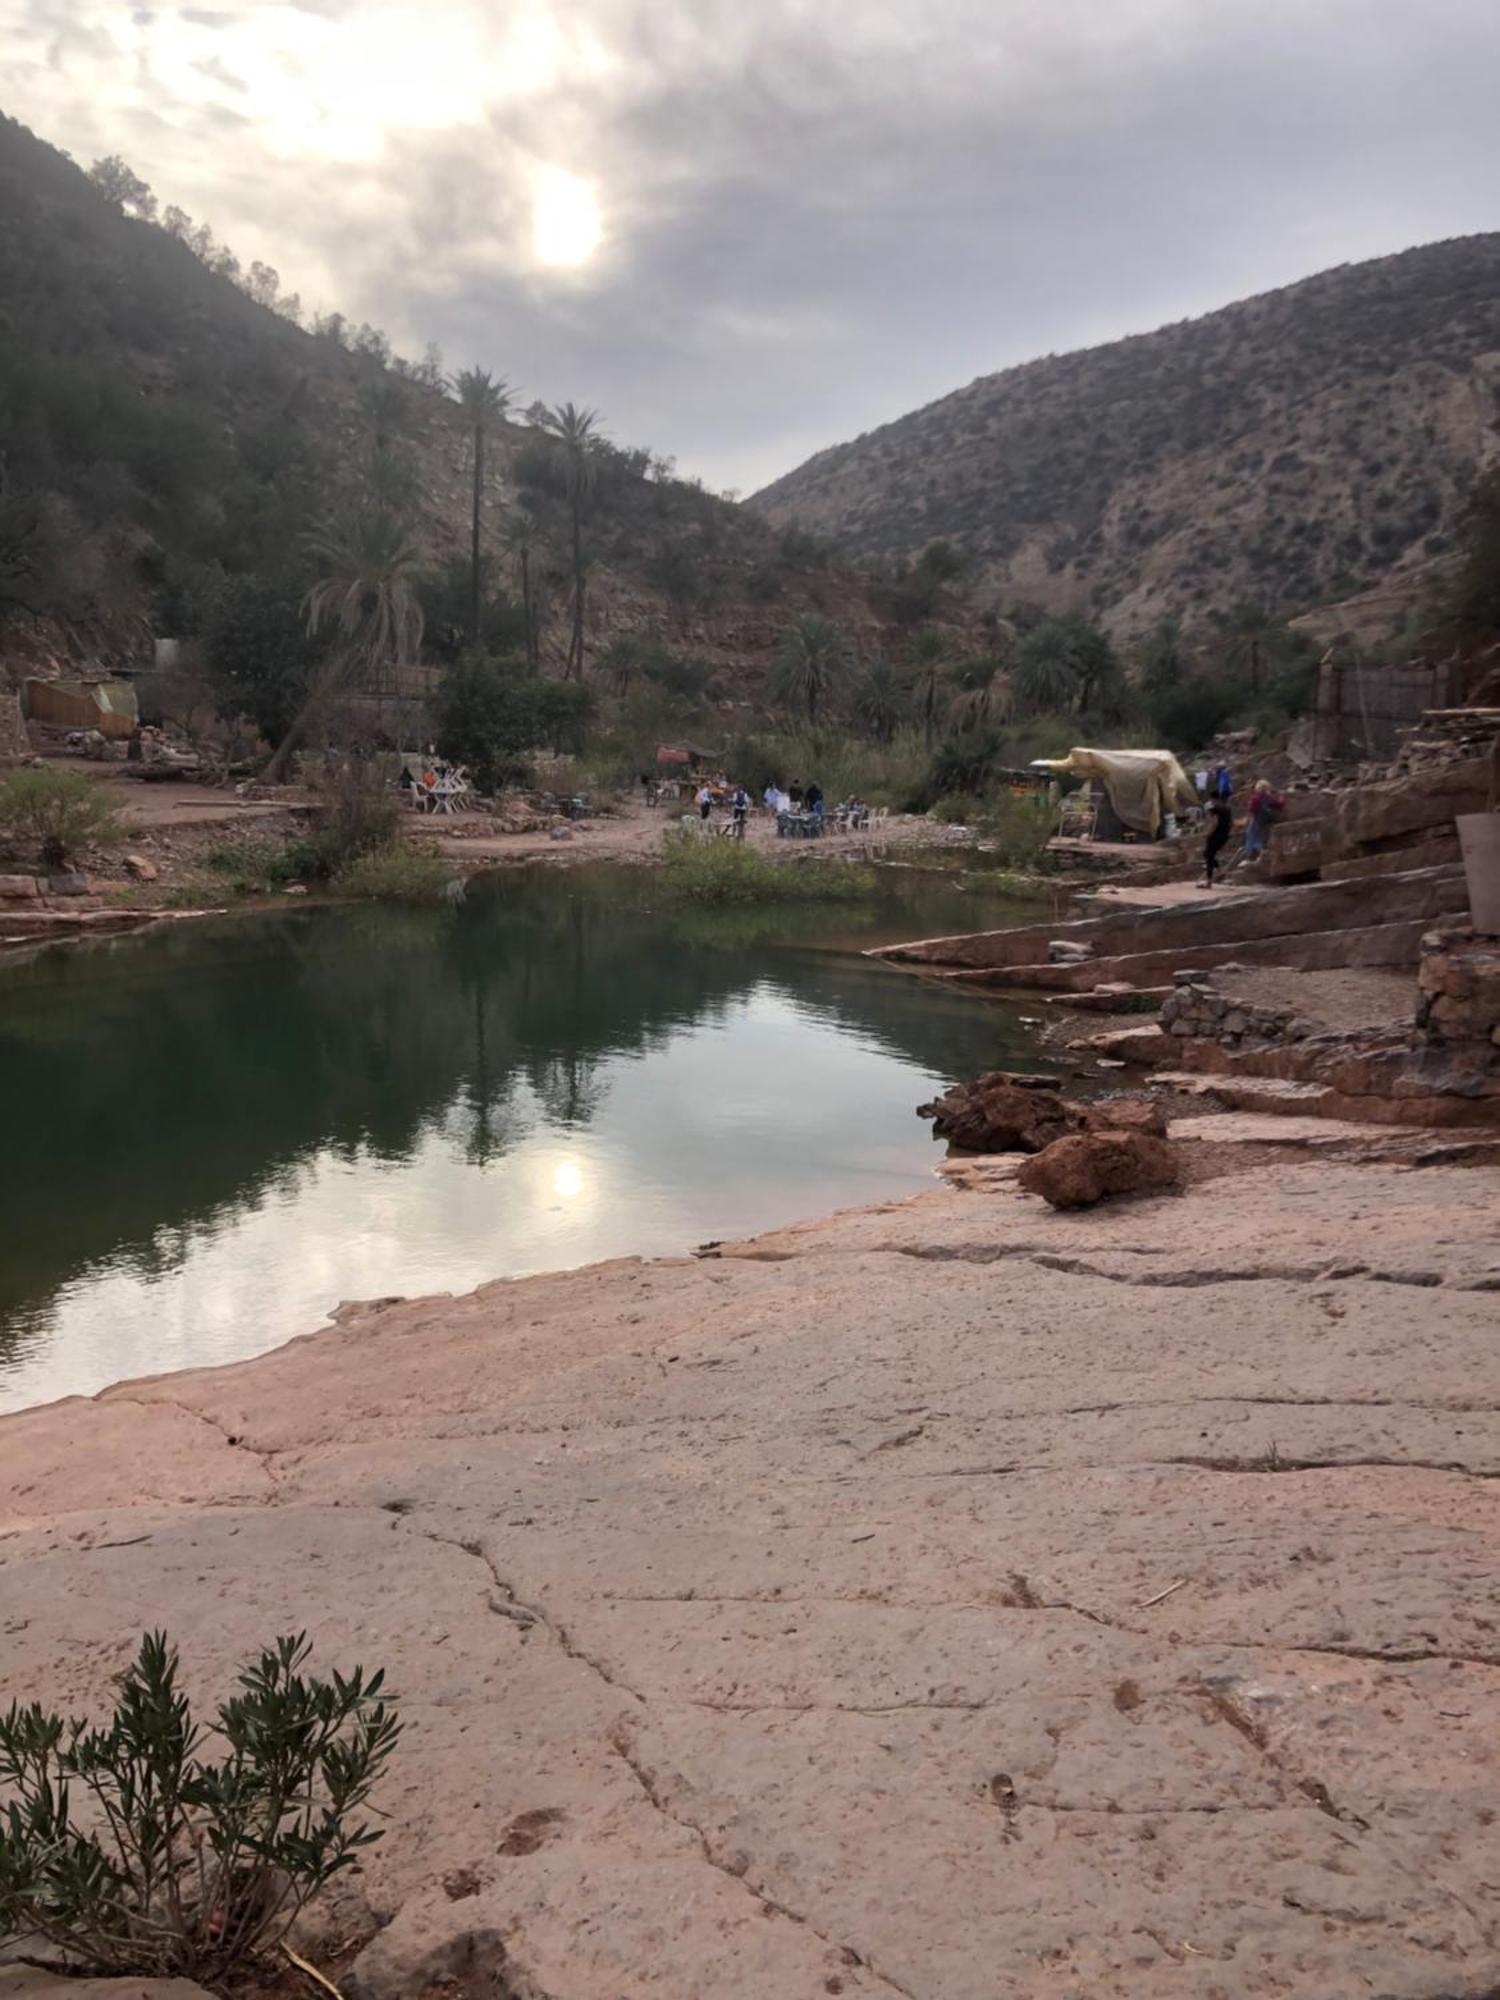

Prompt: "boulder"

[1017,1128,1182,1208]
[918,1074,1081,1153]
[122,853,159,881]
[1082,1096,1168,1137]
[0,874,39,900]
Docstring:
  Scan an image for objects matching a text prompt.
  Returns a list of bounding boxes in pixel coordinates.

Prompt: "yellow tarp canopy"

[1033,746,1197,836]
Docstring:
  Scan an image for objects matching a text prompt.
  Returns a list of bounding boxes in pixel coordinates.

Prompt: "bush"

[972,791,1057,870]
[0,769,122,867]
[202,836,310,891]
[435,656,594,790]
[304,761,400,877]
[0,1629,400,1983]
[337,844,451,904]
[660,832,873,904]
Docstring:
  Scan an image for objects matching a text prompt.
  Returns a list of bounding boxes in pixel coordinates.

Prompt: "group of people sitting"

[1199,768,1287,887]
[680,776,873,840]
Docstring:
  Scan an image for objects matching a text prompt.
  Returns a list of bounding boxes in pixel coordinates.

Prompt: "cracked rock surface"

[2,1156,1498,1997]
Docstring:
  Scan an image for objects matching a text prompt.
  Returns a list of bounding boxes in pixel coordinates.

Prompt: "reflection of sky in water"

[1,981,993,1412]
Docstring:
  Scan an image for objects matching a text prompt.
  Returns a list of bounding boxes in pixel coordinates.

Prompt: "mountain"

[751,236,1500,638]
[0,110,902,697]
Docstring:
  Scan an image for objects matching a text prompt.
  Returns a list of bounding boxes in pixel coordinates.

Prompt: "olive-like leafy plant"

[0,1630,401,1980]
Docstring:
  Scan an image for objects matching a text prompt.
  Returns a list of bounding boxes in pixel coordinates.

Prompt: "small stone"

[122,852,159,881]
[1223,1010,1249,1036]
[284,882,309,896]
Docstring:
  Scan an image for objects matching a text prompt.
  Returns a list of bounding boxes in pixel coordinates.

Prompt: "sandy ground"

[3,1128,1498,1999]
[1200,965,1419,1035]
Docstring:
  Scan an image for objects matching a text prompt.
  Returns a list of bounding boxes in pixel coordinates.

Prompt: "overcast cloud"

[5,0,1499,491]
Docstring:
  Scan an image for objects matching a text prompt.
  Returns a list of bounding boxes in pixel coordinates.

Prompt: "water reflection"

[0,865,1050,1410]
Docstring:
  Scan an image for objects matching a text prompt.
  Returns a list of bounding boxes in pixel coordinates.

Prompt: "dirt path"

[3,1139,1497,1998]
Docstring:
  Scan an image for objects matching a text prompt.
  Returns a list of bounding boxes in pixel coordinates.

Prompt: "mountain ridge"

[750,234,1500,638]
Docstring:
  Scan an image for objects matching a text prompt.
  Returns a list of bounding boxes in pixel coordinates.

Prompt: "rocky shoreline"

[3,1124,1498,1998]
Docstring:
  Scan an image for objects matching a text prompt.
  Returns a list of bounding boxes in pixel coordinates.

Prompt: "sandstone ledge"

[3,1156,1500,1998]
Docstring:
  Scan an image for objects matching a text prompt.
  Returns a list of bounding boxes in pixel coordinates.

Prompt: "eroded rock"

[1017,1128,1182,1207]
[918,1073,1080,1152]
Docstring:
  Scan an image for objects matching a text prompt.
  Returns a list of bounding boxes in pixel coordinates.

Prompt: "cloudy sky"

[6,0,1499,492]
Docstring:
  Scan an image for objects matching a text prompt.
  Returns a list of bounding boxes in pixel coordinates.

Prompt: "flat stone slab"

[2,1158,1499,1997]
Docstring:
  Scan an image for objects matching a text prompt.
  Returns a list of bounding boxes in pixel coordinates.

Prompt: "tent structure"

[1031,746,1197,838]
[23,677,138,740]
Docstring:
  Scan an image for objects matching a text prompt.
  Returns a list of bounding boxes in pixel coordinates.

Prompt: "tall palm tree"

[538,401,602,679]
[854,659,906,744]
[1222,603,1281,696]
[264,509,425,782]
[772,614,849,726]
[905,627,953,742]
[505,506,542,671]
[945,655,1013,736]
[454,369,513,644]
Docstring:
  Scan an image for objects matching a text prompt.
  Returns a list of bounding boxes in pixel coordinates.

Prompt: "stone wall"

[0,690,28,763]
[1159,976,1317,1048]
[1418,925,1500,1050]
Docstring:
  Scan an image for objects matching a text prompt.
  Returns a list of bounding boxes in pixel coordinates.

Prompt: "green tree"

[854,659,906,743]
[537,402,602,679]
[1453,465,1500,641]
[87,154,156,220]
[1014,614,1121,716]
[453,369,513,643]
[1220,602,1282,695]
[506,506,543,671]
[905,627,954,741]
[435,656,592,789]
[945,655,1012,736]
[265,509,424,781]
[203,575,320,745]
[772,614,849,726]
[1140,616,1185,698]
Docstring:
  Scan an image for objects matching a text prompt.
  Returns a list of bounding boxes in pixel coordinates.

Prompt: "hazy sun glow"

[531,166,603,268]
[550,1159,585,1200]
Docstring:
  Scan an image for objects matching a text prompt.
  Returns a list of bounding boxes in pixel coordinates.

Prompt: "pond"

[0,864,1056,1412]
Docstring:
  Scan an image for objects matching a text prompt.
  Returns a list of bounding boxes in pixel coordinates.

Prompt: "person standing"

[732,784,749,838]
[1243,779,1285,860]
[1202,792,1233,888]
[1213,762,1232,801]
[695,782,713,823]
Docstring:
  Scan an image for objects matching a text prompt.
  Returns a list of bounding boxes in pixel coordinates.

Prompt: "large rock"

[1017,1128,1182,1207]
[918,1073,1079,1152]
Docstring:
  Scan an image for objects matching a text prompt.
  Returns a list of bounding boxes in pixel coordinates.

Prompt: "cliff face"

[751,235,1500,636]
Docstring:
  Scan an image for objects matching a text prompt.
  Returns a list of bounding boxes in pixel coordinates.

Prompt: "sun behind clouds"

[530,164,602,269]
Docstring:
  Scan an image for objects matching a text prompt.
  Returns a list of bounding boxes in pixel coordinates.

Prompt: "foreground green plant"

[0,1629,400,1982]
[661,830,873,905]
[0,769,122,868]
[336,843,452,904]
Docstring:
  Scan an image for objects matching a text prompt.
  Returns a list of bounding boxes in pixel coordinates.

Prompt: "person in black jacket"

[1202,793,1233,888]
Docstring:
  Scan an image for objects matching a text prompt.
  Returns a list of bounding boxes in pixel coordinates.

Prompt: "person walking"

[1243,779,1285,861]
[1201,792,1233,888]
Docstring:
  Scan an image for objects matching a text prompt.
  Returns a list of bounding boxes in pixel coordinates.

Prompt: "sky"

[5,0,1499,493]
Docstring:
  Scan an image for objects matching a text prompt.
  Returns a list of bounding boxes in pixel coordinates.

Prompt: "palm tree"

[264,509,424,782]
[772,614,849,726]
[1140,616,1185,698]
[1013,614,1120,716]
[1222,603,1282,696]
[854,659,906,743]
[453,369,513,644]
[905,627,953,742]
[945,655,1013,736]
[538,401,602,679]
[505,505,542,671]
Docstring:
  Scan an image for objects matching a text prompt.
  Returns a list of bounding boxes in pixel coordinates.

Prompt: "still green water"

[0,865,1053,1412]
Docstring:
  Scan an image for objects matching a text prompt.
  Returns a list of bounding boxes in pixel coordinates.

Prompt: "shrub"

[0,1629,400,1983]
[0,769,122,867]
[660,832,873,904]
[337,844,451,904]
[304,761,400,877]
[973,791,1057,870]
[202,836,308,890]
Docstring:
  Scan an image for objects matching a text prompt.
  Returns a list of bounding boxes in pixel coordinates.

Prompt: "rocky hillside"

[752,236,1500,637]
[0,111,901,696]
